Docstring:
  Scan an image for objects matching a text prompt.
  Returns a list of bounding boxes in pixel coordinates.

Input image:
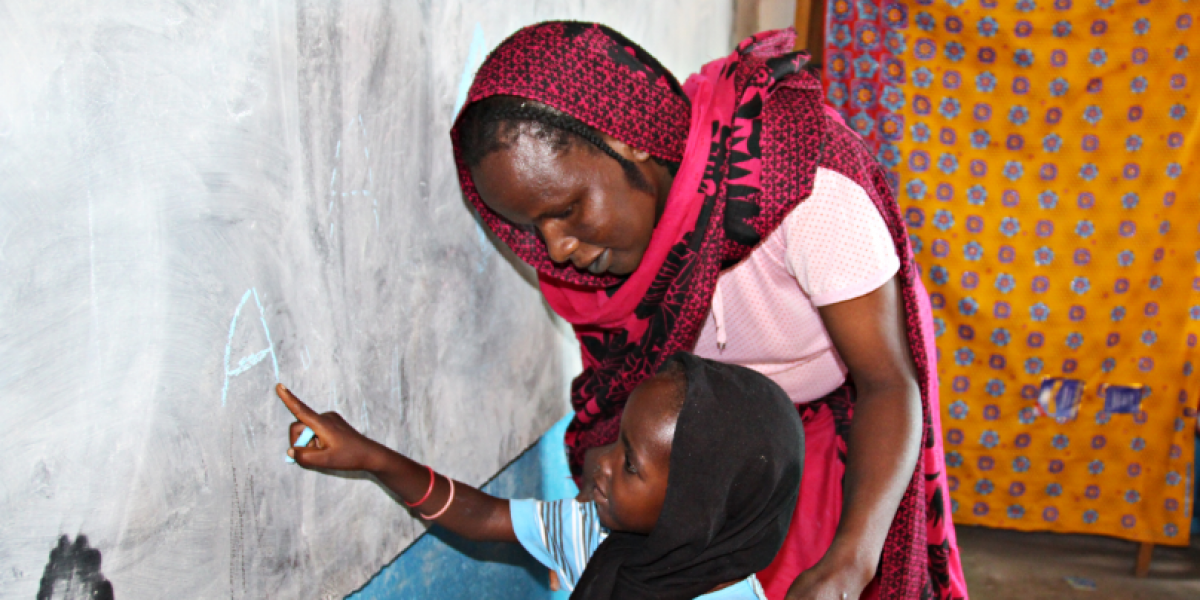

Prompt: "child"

[277,352,804,599]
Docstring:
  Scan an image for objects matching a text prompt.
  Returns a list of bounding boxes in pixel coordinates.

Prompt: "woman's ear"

[626,145,652,163]
[601,132,653,163]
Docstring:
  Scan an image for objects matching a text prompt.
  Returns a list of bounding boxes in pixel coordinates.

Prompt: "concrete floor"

[958,525,1200,599]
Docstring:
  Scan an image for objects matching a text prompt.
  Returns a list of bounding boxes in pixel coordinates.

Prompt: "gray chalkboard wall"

[0,1,731,598]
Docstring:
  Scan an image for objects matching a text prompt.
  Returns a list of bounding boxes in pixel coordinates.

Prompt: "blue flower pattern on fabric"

[887,2,1194,542]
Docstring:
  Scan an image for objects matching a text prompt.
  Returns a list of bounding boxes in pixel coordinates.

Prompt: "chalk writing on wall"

[222,287,279,407]
[329,114,379,239]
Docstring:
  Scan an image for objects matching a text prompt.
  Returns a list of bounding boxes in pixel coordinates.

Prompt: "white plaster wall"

[0,2,730,599]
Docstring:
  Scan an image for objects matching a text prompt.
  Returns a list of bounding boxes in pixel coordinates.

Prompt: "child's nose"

[594,443,617,476]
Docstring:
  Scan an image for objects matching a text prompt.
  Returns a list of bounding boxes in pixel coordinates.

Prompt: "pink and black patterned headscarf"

[452,21,692,286]
[452,22,960,598]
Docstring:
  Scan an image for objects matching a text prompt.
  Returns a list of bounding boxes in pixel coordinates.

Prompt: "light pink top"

[692,167,900,403]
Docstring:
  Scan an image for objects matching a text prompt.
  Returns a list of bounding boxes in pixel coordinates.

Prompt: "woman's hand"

[784,553,873,600]
[805,276,923,599]
[277,384,390,473]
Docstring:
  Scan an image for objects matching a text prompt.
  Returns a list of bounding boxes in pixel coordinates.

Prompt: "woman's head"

[451,22,690,282]
[459,97,675,276]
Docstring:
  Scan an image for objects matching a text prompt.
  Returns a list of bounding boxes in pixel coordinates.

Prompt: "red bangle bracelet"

[406,465,436,507]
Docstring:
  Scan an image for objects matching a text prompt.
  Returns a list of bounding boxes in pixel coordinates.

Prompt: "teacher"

[450,22,967,600]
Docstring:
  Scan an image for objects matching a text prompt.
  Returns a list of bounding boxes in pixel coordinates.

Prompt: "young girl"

[278,352,803,599]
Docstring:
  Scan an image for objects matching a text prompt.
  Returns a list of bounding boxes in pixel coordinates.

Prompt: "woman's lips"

[587,248,612,274]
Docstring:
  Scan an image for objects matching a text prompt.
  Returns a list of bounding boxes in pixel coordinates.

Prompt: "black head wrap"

[572,352,805,599]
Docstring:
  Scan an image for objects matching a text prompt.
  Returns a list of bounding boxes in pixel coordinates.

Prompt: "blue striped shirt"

[510,499,767,598]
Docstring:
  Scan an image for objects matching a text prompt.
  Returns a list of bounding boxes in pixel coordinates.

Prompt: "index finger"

[276,384,326,434]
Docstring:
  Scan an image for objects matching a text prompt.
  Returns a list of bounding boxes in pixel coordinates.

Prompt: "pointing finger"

[277,384,324,430]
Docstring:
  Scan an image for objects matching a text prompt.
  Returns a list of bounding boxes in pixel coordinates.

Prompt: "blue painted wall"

[349,417,578,600]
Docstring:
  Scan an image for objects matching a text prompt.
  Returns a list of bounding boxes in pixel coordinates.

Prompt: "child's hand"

[277,384,387,473]
[278,384,516,543]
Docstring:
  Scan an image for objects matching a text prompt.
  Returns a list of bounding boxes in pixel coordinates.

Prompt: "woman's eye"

[623,456,637,475]
[556,204,575,219]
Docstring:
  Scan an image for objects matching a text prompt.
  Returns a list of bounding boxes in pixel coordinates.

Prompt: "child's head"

[585,358,686,533]
[584,353,801,537]
[575,352,804,599]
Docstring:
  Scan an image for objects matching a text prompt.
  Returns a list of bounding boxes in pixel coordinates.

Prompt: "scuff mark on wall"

[37,535,113,600]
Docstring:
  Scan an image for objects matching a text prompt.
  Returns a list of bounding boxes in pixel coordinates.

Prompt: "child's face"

[585,374,678,534]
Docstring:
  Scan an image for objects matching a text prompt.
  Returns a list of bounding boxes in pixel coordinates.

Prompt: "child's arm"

[276,384,517,543]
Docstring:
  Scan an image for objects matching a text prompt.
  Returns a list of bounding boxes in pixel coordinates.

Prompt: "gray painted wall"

[0,2,731,598]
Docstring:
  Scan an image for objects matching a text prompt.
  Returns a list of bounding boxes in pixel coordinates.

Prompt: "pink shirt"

[692,167,900,403]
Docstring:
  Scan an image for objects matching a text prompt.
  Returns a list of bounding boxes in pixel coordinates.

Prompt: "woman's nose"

[541,223,579,264]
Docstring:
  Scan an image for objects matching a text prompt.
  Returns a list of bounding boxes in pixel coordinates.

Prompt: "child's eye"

[624,456,637,475]
[555,204,575,220]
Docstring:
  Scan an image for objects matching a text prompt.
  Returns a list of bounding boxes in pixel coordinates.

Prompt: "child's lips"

[591,479,609,505]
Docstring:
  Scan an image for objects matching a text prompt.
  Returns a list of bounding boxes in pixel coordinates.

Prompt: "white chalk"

[285,427,316,463]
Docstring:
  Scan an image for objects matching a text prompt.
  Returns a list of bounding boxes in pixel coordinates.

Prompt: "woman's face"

[470,129,672,276]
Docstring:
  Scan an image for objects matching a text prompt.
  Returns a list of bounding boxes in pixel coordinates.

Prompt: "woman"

[451,22,968,600]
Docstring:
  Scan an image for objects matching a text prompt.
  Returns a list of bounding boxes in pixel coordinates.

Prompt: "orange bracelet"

[405,465,436,508]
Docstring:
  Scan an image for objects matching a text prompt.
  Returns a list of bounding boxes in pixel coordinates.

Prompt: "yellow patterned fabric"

[894,0,1198,545]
